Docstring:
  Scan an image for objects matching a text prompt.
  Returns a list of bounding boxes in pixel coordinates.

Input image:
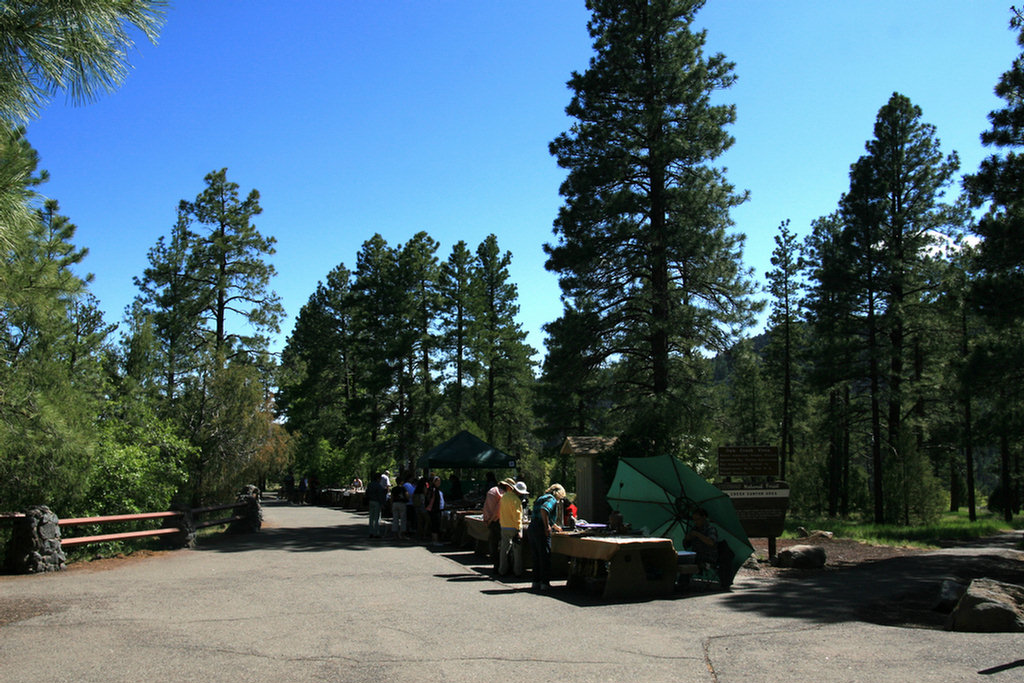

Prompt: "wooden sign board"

[718,445,779,477]
[717,482,790,538]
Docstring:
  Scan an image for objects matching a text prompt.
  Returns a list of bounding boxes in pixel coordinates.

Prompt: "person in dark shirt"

[365,473,387,539]
[683,507,718,569]
[526,483,566,590]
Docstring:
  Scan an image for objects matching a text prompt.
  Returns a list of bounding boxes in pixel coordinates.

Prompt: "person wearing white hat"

[498,480,528,577]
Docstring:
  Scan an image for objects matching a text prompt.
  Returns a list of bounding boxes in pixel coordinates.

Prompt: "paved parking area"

[1,501,1021,682]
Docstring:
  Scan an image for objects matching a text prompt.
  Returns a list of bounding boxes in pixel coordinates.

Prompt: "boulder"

[934,579,968,613]
[774,544,826,569]
[946,578,1024,633]
[795,526,834,540]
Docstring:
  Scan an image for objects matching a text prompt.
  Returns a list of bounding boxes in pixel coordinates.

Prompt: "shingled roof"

[559,436,617,456]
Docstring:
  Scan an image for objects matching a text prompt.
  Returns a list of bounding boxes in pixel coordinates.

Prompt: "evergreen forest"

[2,0,1023,535]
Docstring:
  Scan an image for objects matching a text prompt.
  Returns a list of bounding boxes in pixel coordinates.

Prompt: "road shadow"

[436,543,721,606]
[720,548,1024,627]
[195,500,415,554]
[197,522,376,554]
[436,532,1024,615]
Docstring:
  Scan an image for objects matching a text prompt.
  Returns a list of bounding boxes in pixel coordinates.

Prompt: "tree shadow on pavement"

[195,503,392,554]
[436,543,720,607]
[719,549,1024,627]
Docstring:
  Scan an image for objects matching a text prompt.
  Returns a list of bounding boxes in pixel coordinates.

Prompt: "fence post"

[4,506,66,574]
[228,485,262,534]
[163,503,196,549]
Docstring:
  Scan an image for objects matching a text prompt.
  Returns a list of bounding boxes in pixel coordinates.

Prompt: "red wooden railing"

[191,502,249,530]
[1,502,251,548]
[58,511,185,547]
[58,503,250,547]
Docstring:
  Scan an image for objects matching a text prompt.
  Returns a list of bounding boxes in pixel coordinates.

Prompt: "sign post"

[716,446,788,559]
[717,445,779,477]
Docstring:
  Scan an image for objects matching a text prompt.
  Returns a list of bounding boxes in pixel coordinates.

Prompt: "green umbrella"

[607,455,753,582]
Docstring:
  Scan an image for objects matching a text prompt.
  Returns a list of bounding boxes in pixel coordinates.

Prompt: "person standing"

[498,480,527,577]
[282,472,295,503]
[412,477,428,540]
[448,473,463,502]
[526,484,566,590]
[390,476,409,540]
[365,473,386,539]
[424,475,445,546]
[482,477,514,570]
[563,497,578,528]
[402,473,416,536]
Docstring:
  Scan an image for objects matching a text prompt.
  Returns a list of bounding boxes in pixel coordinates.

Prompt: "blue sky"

[24,1,1021,359]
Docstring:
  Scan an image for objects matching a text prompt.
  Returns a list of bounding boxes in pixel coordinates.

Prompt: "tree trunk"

[841,385,851,518]
[780,303,792,482]
[869,296,884,524]
[1001,431,1013,523]
[960,297,977,522]
[827,388,840,517]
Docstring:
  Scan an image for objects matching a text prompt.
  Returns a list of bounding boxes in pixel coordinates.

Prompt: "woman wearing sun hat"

[526,483,566,590]
[498,480,528,577]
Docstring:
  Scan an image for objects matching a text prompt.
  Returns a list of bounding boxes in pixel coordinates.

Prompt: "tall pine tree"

[840,93,959,523]
[546,0,758,454]
[765,219,805,482]
[438,241,476,425]
[964,9,1024,521]
[469,235,535,450]
[134,169,284,503]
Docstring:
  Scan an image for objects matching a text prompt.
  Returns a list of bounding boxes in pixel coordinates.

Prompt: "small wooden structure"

[560,436,617,522]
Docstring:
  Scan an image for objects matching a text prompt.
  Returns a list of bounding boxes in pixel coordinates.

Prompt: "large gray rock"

[796,526,834,540]
[775,544,827,569]
[946,578,1024,633]
[935,579,968,613]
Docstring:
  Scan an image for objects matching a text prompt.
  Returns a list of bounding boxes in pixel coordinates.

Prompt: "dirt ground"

[747,534,1024,579]
[743,534,1024,629]
[0,550,171,626]
[746,536,928,577]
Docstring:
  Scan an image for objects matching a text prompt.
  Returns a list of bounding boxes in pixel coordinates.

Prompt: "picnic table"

[552,533,682,599]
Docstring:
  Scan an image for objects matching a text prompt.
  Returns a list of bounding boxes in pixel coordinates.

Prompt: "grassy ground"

[784,509,1023,548]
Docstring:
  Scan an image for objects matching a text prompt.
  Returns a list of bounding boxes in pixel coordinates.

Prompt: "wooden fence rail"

[2,489,262,574]
[192,502,249,530]
[58,511,185,548]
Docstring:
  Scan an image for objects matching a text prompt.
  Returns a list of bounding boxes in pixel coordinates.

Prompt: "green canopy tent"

[606,455,753,587]
[417,430,517,471]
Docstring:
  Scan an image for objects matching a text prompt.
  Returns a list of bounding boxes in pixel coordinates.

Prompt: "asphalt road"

[1,500,1021,683]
